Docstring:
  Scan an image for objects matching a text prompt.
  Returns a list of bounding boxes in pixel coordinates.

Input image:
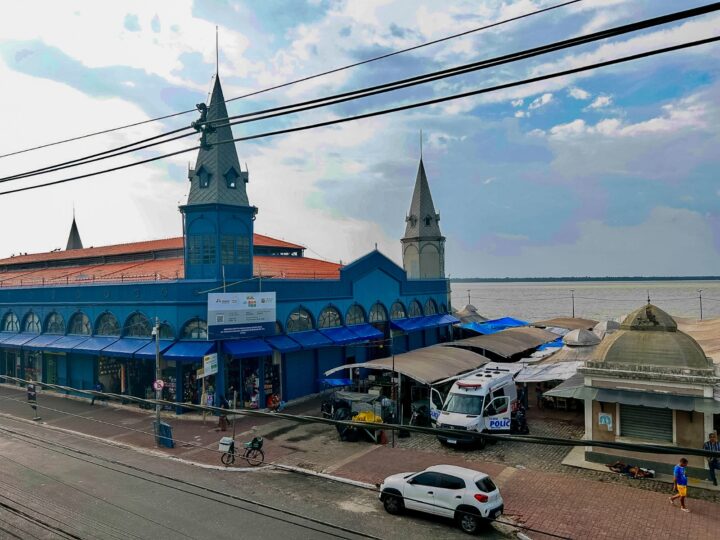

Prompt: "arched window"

[96,312,121,336]
[390,301,407,320]
[159,323,174,339]
[22,312,41,333]
[440,303,448,314]
[181,318,208,340]
[45,312,65,334]
[424,299,437,316]
[286,307,313,333]
[318,307,342,329]
[408,300,423,318]
[2,311,19,332]
[124,312,152,337]
[345,304,366,326]
[369,303,388,323]
[68,312,91,335]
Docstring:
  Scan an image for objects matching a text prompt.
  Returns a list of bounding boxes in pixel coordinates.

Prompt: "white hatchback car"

[379,464,503,534]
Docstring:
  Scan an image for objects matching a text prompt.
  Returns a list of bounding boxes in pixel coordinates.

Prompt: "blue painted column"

[214,353,226,410]
[258,357,266,410]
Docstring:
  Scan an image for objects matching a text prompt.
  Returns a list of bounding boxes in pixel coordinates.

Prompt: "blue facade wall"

[69,354,94,391]
[408,332,423,351]
[317,348,344,386]
[284,350,316,401]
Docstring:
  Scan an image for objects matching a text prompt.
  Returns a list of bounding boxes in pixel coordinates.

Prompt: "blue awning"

[134,339,175,360]
[223,338,273,359]
[23,334,63,350]
[73,336,120,356]
[348,323,384,341]
[265,335,301,353]
[0,333,18,344]
[44,335,91,353]
[462,316,528,335]
[288,330,333,349]
[163,340,216,362]
[101,338,152,358]
[391,316,438,332]
[318,378,353,388]
[2,333,40,349]
[319,326,363,345]
[438,314,460,325]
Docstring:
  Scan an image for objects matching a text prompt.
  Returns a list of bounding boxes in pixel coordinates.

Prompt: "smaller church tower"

[401,158,445,279]
[66,213,83,250]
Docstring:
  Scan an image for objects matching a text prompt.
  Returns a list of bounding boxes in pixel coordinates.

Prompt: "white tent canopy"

[516,361,583,383]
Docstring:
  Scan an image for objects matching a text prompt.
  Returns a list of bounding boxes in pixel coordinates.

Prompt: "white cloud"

[528,93,553,110]
[588,95,612,109]
[514,110,527,118]
[511,99,524,108]
[568,87,591,100]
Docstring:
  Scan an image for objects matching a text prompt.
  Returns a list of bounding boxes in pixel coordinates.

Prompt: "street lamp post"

[153,317,161,446]
[698,289,703,320]
[570,289,575,318]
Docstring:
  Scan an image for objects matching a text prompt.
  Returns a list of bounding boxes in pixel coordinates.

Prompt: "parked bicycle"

[219,436,265,467]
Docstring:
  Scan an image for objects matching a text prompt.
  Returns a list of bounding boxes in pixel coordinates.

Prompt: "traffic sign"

[153,380,165,391]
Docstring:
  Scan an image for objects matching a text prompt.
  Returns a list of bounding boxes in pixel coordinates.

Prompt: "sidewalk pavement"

[1,384,717,539]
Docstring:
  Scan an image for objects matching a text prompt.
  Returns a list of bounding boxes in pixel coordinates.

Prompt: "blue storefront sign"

[207,292,276,340]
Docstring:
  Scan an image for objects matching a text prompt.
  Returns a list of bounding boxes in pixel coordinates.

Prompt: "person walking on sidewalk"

[90,380,104,406]
[704,432,720,486]
[669,457,690,512]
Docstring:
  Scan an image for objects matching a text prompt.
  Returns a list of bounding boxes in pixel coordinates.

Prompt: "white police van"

[435,368,518,448]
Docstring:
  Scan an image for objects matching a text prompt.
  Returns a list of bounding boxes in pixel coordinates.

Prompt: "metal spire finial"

[215,26,219,76]
[420,129,423,159]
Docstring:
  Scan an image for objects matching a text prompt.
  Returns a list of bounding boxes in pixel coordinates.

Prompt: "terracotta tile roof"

[0,234,305,266]
[254,256,341,279]
[0,255,340,287]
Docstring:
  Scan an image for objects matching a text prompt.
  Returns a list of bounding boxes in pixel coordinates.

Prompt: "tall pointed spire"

[401,155,445,279]
[404,158,442,239]
[66,213,83,250]
[186,75,249,207]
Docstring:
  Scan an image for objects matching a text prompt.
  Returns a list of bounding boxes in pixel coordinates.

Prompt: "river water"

[449,281,720,322]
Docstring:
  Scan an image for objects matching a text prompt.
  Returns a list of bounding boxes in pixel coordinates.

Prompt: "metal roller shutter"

[620,404,673,442]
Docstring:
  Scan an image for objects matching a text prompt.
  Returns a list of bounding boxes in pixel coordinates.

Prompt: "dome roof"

[620,304,677,331]
[563,329,601,347]
[593,320,620,339]
[593,304,711,370]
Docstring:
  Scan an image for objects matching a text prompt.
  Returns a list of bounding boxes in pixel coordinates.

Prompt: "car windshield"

[443,394,484,415]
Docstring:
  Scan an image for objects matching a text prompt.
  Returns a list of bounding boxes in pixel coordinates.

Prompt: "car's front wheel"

[457,510,481,534]
[382,493,404,515]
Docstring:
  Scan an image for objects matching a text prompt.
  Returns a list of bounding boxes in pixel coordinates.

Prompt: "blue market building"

[0,75,454,410]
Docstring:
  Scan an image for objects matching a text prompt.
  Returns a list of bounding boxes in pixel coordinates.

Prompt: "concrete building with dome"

[551,303,720,476]
[0,74,456,410]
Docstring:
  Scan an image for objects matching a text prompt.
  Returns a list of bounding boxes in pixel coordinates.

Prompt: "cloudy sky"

[1,0,719,277]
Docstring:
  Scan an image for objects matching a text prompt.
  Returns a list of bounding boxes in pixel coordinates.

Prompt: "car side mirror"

[485,406,496,417]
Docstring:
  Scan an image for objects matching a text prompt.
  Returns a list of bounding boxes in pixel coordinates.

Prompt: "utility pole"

[698,289,703,320]
[570,289,575,318]
[154,317,161,446]
[467,289,471,305]
[392,337,396,449]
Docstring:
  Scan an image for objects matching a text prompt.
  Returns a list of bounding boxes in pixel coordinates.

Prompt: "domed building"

[549,303,719,477]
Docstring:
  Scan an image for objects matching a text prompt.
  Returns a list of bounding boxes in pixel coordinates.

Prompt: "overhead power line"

[2,33,717,198]
[0,0,580,161]
[4,2,718,184]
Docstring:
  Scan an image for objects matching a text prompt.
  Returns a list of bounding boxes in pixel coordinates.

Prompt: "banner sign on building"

[208,292,276,340]
[203,353,219,377]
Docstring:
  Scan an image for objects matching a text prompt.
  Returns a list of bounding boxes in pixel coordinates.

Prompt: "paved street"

[1,384,719,539]
[0,414,498,540]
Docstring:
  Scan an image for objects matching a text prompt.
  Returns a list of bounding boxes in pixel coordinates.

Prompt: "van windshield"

[443,394,484,415]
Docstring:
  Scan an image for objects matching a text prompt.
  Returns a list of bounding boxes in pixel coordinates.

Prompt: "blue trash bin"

[154,421,174,448]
